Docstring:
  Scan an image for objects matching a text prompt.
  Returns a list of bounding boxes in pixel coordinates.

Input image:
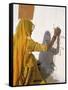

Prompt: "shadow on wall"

[38,31,60,83]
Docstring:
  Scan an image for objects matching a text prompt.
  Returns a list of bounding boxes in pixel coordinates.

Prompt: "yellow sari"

[13,19,48,86]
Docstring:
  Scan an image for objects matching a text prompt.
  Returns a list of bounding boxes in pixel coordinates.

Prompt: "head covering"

[24,19,34,36]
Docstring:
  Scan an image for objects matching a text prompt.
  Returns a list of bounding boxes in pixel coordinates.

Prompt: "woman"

[13,18,61,86]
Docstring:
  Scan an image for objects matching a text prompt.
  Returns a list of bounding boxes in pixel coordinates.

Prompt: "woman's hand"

[54,27,61,37]
[47,27,61,49]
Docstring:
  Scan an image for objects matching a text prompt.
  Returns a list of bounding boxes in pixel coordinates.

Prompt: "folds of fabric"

[13,19,47,86]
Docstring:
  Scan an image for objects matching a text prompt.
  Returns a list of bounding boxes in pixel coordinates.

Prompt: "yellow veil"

[13,19,33,86]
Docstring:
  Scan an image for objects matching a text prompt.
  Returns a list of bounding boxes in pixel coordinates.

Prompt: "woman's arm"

[30,35,56,52]
[27,37,48,52]
[54,36,60,55]
[47,35,56,50]
[29,27,61,52]
[49,36,60,55]
[34,35,57,51]
[48,27,61,50]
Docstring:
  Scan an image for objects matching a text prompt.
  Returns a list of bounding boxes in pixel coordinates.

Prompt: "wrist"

[53,35,56,38]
